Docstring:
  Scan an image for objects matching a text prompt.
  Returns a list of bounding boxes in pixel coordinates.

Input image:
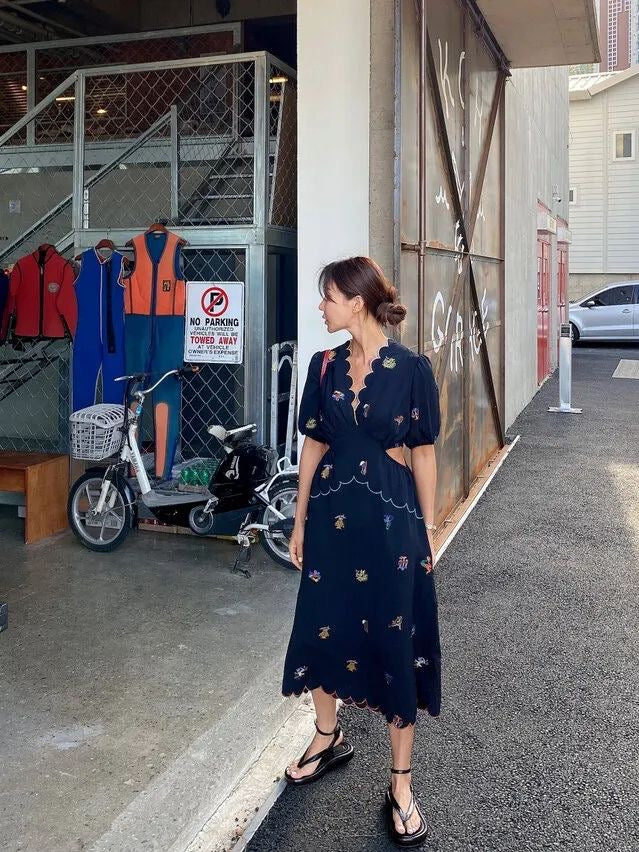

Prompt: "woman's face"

[319,280,360,333]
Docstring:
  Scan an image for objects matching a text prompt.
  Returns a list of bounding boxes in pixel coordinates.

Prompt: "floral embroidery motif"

[305,417,317,429]
[389,615,403,630]
[382,357,397,369]
[383,514,394,530]
[320,463,333,479]
[420,556,433,574]
[394,414,404,428]
[346,659,358,672]
[308,569,321,583]
[319,411,324,422]
[334,514,346,530]
[414,657,428,668]
[384,672,393,685]
[391,714,404,728]
[332,390,345,401]
[359,459,368,476]
[319,626,331,640]
[294,665,308,679]
[397,555,409,571]
[362,403,370,418]
[362,619,369,633]
[327,349,337,361]
[411,407,420,420]
[410,624,416,637]
[355,569,368,582]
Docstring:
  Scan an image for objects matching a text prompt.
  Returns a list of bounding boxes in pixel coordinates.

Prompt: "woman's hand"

[289,521,305,571]
[426,528,436,567]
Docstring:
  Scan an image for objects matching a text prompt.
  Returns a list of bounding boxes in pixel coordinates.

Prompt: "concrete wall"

[369,0,395,282]
[296,0,371,387]
[569,270,639,301]
[504,66,570,428]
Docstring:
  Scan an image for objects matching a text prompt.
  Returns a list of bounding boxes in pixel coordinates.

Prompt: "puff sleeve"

[404,353,440,448]
[297,350,327,440]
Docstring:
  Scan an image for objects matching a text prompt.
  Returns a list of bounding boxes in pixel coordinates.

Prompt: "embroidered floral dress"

[281,338,442,728]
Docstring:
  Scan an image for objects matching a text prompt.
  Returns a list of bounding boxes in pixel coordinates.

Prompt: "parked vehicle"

[67,369,298,570]
[569,282,639,342]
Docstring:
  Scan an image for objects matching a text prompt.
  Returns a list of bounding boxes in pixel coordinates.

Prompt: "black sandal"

[385,766,429,847]
[284,718,354,786]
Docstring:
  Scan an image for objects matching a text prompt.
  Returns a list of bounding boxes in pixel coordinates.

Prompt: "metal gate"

[398,0,507,524]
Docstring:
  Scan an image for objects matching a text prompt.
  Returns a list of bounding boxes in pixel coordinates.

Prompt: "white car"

[569,282,638,342]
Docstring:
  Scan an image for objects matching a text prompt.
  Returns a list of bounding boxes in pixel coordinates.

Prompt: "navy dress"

[282,337,442,729]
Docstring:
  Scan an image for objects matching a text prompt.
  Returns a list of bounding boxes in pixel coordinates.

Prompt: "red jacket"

[2,245,77,340]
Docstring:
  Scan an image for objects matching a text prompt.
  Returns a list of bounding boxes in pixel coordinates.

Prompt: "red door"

[537,235,551,384]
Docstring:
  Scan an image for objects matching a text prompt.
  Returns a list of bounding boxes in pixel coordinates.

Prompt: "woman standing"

[282,257,441,846]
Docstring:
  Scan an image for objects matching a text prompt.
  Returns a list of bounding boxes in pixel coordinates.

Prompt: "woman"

[282,257,441,846]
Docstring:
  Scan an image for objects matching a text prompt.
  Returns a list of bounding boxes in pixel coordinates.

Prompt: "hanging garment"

[123,229,186,480]
[282,339,442,729]
[72,247,126,412]
[2,245,77,340]
[0,270,9,344]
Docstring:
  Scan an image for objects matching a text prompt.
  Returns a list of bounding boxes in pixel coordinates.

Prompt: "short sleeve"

[404,354,440,448]
[297,350,327,440]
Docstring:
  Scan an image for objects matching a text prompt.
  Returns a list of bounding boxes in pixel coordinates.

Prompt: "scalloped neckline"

[344,336,392,421]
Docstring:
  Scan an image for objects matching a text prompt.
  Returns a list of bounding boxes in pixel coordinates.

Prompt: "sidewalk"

[248,344,639,852]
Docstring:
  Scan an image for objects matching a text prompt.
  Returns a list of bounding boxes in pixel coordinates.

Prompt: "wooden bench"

[0,452,69,543]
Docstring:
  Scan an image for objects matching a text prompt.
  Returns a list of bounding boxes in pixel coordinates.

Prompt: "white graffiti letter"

[458,51,466,109]
[432,291,446,353]
[438,38,455,119]
[435,185,450,210]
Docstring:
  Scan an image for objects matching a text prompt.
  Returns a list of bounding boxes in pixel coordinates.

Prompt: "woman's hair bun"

[376,300,407,327]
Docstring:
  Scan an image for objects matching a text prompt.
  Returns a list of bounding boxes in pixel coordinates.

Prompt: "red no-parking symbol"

[201,286,229,317]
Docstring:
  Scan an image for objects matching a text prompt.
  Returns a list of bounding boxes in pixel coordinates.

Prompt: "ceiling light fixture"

[269,75,288,84]
[56,95,75,102]
[21,84,27,91]
[96,107,107,115]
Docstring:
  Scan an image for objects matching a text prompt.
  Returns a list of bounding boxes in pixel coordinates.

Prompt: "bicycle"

[67,368,299,569]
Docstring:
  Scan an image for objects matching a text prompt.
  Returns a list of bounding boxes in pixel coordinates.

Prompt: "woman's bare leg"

[388,723,421,835]
[286,688,344,779]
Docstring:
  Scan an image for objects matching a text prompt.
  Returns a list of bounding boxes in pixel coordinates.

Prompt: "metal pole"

[548,323,582,414]
[170,103,180,223]
[71,71,86,239]
[25,46,35,146]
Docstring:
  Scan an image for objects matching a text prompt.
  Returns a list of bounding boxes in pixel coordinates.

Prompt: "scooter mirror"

[207,424,228,440]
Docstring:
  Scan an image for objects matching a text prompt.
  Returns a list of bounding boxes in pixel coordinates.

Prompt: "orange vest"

[124,231,186,316]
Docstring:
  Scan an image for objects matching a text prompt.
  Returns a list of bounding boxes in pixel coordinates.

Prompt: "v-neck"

[344,336,391,422]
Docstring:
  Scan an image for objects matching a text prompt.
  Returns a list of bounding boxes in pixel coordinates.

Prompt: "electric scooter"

[67,368,299,571]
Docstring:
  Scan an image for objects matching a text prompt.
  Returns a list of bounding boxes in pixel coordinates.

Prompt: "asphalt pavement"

[247,344,639,852]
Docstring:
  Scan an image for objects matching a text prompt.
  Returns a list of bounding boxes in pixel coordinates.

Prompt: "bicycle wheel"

[259,480,298,569]
[68,471,132,552]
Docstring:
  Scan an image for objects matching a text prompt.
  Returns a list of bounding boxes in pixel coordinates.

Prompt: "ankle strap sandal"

[283,718,354,786]
[386,766,429,846]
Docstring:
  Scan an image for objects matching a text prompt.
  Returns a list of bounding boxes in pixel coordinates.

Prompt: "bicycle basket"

[69,404,126,461]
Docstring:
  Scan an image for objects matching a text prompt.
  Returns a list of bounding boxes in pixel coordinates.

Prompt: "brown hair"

[318,256,407,327]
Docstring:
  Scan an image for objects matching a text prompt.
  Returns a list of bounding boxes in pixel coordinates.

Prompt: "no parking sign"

[184,281,244,364]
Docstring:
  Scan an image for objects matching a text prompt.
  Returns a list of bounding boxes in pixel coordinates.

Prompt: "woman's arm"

[410,444,438,561]
[289,435,328,569]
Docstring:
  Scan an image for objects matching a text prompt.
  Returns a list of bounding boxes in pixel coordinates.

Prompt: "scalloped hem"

[310,473,424,518]
[282,681,440,729]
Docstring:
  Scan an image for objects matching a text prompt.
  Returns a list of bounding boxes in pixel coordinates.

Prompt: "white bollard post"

[548,323,582,414]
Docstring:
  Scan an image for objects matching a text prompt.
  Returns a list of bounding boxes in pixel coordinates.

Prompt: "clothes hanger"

[75,238,116,261]
[146,221,168,235]
[95,238,116,250]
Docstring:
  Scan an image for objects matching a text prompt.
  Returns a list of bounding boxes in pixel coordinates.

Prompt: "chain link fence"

[0,50,297,462]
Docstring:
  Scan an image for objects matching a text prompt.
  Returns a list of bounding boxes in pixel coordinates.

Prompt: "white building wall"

[569,74,639,297]
[296,0,371,410]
